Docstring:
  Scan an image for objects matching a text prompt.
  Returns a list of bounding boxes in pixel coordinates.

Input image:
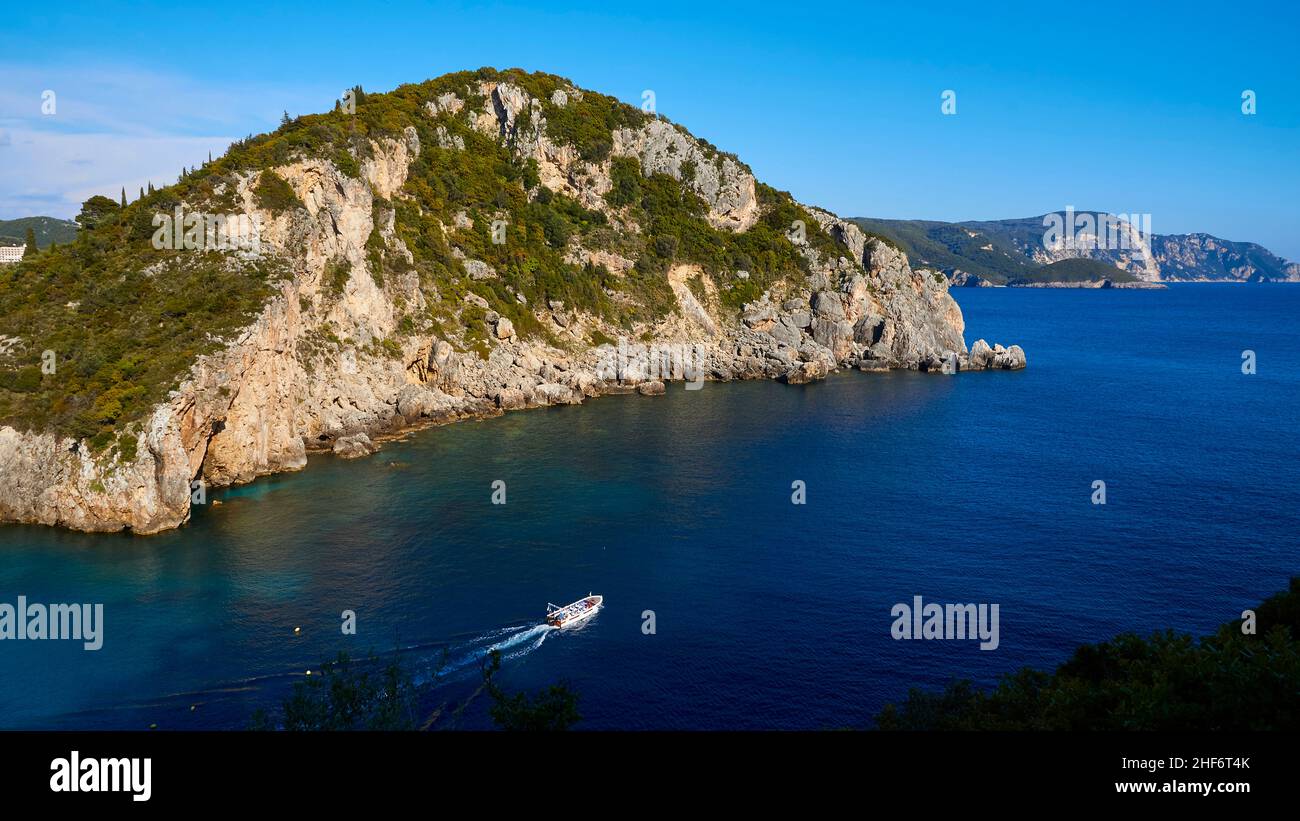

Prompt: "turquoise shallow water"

[1,284,1297,729]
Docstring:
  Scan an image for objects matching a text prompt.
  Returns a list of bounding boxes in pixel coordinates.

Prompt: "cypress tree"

[24,227,38,255]
[120,187,127,208]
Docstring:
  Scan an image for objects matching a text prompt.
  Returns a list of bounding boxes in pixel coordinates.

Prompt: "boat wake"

[413,622,555,685]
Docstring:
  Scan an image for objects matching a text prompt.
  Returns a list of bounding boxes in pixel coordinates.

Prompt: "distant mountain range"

[852,212,1300,285]
[0,217,79,249]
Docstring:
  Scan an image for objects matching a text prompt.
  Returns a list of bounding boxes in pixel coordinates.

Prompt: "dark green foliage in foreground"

[249,648,580,731]
[876,578,1300,730]
[483,650,581,731]
[251,652,417,731]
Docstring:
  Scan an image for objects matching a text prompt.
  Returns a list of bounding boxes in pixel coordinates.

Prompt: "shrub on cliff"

[253,170,305,214]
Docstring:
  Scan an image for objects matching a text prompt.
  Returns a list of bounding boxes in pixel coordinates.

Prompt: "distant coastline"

[957,279,1167,290]
[855,213,1300,286]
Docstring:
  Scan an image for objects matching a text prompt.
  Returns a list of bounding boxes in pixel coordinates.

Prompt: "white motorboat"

[546,594,602,628]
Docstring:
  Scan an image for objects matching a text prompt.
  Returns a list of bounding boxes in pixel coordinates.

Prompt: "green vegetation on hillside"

[0,67,847,444]
[851,217,1038,283]
[615,171,834,312]
[854,211,1299,283]
[1012,257,1134,284]
[253,170,305,213]
[0,216,78,249]
[386,69,830,324]
[0,191,283,451]
[325,68,834,332]
[853,216,1149,284]
[877,578,1300,730]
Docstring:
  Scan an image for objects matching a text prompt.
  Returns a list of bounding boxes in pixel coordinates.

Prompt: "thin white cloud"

[0,129,235,219]
[0,62,303,136]
[0,61,333,219]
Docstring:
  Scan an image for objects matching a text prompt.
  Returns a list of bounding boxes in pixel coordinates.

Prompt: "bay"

[1,284,1296,729]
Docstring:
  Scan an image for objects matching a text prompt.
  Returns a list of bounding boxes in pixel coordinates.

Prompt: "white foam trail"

[503,625,554,660]
[423,623,555,682]
[492,623,552,654]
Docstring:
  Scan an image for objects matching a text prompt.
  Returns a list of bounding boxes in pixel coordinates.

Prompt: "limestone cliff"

[0,69,1023,534]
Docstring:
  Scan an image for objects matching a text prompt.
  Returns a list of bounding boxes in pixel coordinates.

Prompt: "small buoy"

[305,669,312,676]
[293,626,301,634]
[149,723,157,730]
[190,705,196,711]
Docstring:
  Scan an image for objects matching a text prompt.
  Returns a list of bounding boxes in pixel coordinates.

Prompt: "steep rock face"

[613,119,759,231]
[0,404,194,533]
[1150,233,1300,282]
[804,209,966,369]
[0,134,429,531]
[1028,218,1159,279]
[476,82,587,203]
[191,294,310,487]
[0,72,1023,534]
[471,80,759,231]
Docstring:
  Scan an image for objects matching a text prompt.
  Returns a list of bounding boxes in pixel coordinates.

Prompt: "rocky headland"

[0,70,1024,534]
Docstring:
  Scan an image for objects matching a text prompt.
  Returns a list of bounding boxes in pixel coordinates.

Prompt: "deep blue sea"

[1,285,1297,730]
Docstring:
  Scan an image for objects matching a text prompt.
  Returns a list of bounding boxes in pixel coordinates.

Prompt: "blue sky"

[2,0,1297,257]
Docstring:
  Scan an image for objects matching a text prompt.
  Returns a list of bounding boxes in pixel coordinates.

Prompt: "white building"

[0,246,25,264]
